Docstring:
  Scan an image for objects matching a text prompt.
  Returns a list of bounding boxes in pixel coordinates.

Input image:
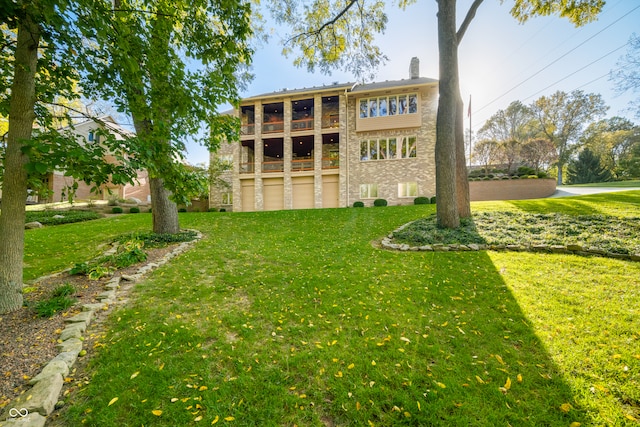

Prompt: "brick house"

[39,116,151,204]
[209,58,438,211]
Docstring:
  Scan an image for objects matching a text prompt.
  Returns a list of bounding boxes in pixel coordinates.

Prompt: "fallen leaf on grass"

[152,410,163,416]
[130,371,139,380]
[559,403,572,413]
[211,415,219,424]
[108,397,118,406]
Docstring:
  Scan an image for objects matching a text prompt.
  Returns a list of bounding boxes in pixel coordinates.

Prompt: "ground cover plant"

[25,209,101,225]
[27,191,640,426]
[392,212,640,254]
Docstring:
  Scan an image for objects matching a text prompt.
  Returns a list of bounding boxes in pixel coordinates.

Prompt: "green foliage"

[88,265,112,280]
[116,231,198,248]
[373,198,388,207]
[208,208,218,212]
[430,196,437,204]
[414,196,430,205]
[178,208,187,213]
[567,148,612,184]
[353,201,365,208]
[33,284,77,318]
[516,166,536,176]
[70,262,90,276]
[129,207,140,214]
[112,207,123,214]
[25,210,100,225]
[393,211,639,255]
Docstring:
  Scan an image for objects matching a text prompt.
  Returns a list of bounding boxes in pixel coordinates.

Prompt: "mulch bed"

[0,245,175,410]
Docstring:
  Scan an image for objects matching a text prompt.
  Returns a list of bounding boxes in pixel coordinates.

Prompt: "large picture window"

[398,182,418,198]
[360,183,378,199]
[358,94,418,119]
[360,136,416,161]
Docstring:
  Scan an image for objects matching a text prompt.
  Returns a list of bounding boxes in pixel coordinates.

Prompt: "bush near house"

[414,196,430,205]
[373,198,388,207]
[353,201,365,208]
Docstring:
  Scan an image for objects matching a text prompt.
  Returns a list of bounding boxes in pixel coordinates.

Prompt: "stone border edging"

[0,230,202,427]
[380,223,640,262]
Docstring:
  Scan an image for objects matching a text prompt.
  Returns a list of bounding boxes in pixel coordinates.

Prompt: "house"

[40,116,151,204]
[209,58,438,211]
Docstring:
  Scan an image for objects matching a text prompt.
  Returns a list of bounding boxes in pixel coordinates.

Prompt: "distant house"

[209,58,438,211]
[40,116,150,203]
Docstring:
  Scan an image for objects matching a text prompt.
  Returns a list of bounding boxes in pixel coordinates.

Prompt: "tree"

[473,139,499,174]
[79,0,254,233]
[567,148,612,184]
[478,101,534,144]
[270,0,605,228]
[581,117,640,179]
[0,1,137,313]
[519,138,557,172]
[612,33,640,119]
[530,90,608,185]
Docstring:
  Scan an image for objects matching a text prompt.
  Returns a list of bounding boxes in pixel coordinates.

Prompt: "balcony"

[241,124,255,135]
[262,160,284,173]
[322,157,339,169]
[240,162,255,174]
[262,121,284,134]
[292,158,314,172]
[291,118,314,131]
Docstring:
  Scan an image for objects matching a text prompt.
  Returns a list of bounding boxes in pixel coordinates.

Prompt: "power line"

[473,3,640,116]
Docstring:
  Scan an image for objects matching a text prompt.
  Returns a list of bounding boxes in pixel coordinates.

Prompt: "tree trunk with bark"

[455,94,471,218]
[150,176,180,234]
[0,16,40,314]
[435,0,460,229]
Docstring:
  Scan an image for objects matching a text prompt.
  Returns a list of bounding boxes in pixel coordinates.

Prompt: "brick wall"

[469,179,557,201]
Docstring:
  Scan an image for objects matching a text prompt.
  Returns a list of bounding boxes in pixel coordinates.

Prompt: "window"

[358,94,418,118]
[88,131,94,141]
[398,182,418,197]
[360,183,378,199]
[222,192,233,205]
[360,136,416,162]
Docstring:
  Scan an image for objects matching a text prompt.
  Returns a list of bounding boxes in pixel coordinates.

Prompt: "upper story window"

[360,136,417,161]
[359,94,418,119]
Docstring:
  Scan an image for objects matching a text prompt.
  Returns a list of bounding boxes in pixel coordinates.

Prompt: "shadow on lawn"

[508,190,640,216]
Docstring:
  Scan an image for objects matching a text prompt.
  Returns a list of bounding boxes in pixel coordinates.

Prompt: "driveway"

[550,185,640,198]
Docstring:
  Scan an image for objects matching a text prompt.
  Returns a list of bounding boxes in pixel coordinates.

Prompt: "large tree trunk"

[150,176,180,234]
[435,0,459,229]
[557,163,563,185]
[0,16,40,314]
[455,94,471,218]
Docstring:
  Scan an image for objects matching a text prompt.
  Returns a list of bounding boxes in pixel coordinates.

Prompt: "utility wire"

[473,3,640,115]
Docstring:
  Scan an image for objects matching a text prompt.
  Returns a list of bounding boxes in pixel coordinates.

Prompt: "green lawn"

[35,192,640,426]
[563,180,640,188]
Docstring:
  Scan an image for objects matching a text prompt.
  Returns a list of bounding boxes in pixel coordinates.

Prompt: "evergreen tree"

[567,148,612,184]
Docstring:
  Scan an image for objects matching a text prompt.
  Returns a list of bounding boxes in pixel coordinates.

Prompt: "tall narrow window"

[360,141,369,161]
[359,100,368,118]
[379,97,388,116]
[409,94,418,114]
[389,97,397,115]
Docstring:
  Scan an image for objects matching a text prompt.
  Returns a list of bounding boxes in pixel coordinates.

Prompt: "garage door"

[322,175,339,208]
[241,180,255,212]
[263,178,284,211]
[292,176,315,209]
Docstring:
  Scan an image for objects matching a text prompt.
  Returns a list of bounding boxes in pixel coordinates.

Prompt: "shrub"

[537,171,549,179]
[516,166,536,176]
[373,199,388,207]
[70,262,91,275]
[26,210,101,225]
[129,207,140,213]
[414,197,430,205]
[219,208,226,212]
[178,208,187,213]
[88,265,112,280]
[112,207,123,214]
[353,201,365,208]
[430,196,436,204]
[511,175,520,179]
[208,208,218,212]
[501,176,511,180]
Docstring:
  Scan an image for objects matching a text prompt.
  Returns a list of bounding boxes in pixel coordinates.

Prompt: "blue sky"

[184,0,639,165]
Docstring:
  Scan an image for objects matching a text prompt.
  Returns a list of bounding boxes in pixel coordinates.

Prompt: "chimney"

[410,57,419,79]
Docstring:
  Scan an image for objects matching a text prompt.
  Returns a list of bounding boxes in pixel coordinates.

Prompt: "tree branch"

[285,0,359,45]
[456,0,484,45]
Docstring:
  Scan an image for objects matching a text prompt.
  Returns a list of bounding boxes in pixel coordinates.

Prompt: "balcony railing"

[262,121,284,134]
[322,114,339,129]
[262,161,284,173]
[241,124,255,135]
[322,157,339,169]
[291,118,314,131]
[291,158,314,171]
[240,162,255,174]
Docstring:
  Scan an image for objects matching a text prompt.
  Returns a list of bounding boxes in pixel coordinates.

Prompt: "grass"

[564,180,640,188]
[25,209,101,225]
[31,192,640,426]
[33,283,77,318]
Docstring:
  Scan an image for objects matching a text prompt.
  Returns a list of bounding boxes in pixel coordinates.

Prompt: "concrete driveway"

[550,185,640,198]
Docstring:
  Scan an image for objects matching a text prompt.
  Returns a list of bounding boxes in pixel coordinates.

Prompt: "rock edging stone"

[0,230,202,427]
